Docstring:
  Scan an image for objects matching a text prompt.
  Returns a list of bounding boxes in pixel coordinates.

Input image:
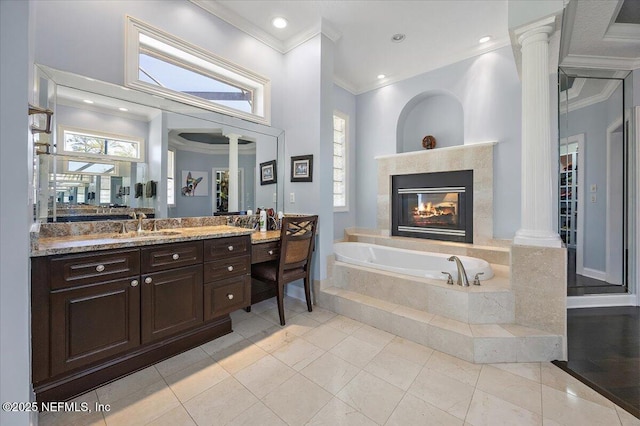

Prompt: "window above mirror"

[59,126,144,162]
[125,16,271,125]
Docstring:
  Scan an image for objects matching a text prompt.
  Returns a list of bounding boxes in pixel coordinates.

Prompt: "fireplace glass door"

[399,189,461,229]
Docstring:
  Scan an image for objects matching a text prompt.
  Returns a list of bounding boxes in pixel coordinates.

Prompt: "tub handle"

[473,272,484,286]
[441,271,454,285]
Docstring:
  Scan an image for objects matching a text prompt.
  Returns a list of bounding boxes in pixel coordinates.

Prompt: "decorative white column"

[226,133,240,212]
[513,22,562,248]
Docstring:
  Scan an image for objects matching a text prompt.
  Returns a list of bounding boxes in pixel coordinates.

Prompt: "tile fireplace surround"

[377,142,496,245]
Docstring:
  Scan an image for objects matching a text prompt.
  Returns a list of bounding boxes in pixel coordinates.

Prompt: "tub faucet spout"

[447,256,469,287]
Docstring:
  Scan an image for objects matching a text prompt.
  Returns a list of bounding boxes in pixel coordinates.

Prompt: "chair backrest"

[278,215,318,274]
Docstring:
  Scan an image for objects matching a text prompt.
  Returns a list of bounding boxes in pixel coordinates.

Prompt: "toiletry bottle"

[277,211,284,230]
[259,209,267,232]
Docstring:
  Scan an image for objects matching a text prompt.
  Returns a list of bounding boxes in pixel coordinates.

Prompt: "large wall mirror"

[34,65,284,222]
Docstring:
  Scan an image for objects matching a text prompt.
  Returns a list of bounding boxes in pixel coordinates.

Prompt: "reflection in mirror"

[34,65,284,222]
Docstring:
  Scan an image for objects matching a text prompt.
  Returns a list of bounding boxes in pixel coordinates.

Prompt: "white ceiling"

[560,0,640,70]
[192,0,511,94]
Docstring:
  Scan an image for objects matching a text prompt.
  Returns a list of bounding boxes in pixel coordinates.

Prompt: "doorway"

[213,168,245,213]
[558,68,629,298]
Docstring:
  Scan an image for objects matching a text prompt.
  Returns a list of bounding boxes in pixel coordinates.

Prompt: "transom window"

[59,126,143,162]
[333,111,348,211]
[125,16,270,125]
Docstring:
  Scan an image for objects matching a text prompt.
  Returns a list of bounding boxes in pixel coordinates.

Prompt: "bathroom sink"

[113,230,182,239]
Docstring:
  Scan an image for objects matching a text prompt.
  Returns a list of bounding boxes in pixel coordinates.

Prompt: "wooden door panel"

[141,265,203,344]
[50,277,140,376]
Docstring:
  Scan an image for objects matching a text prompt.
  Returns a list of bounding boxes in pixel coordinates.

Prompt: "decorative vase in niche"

[422,135,436,150]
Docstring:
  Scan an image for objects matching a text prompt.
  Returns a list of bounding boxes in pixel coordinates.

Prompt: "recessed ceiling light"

[272,17,288,29]
[391,33,405,43]
[119,107,129,112]
[479,36,491,44]
[83,100,94,104]
[377,74,386,80]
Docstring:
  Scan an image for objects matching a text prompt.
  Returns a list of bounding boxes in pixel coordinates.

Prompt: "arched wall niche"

[396,90,464,153]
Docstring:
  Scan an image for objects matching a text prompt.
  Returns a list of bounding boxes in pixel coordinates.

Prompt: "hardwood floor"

[555,306,640,419]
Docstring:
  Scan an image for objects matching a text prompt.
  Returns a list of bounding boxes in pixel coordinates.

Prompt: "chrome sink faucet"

[130,212,146,232]
[447,256,469,287]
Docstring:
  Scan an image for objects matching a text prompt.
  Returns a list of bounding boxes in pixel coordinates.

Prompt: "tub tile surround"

[320,229,566,363]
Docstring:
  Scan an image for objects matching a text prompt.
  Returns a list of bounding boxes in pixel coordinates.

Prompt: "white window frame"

[58,125,144,163]
[333,110,349,212]
[125,16,271,125]
[99,175,111,204]
[167,149,176,207]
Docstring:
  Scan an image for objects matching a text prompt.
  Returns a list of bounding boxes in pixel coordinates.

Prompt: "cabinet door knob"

[228,245,234,251]
[172,253,180,260]
[95,264,105,272]
[227,265,234,272]
[144,277,153,284]
[131,279,139,287]
[268,250,274,255]
[227,293,234,300]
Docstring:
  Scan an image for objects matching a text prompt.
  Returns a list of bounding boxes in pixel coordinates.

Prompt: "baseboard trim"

[567,294,636,309]
[581,268,607,281]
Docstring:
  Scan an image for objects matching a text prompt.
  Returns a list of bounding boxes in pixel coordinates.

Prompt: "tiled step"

[332,261,515,324]
[316,286,562,364]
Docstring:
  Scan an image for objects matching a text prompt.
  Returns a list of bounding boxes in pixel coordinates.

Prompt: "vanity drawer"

[252,241,280,264]
[204,275,251,320]
[204,255,250,282]
[51,249,140,290]
[204,236,250,261]
[141,241,203,273]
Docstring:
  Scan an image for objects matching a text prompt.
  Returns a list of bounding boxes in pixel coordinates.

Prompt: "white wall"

[356,46,522,239]
[1,1,33,425]
[333,85,357,240]
[282,34,334,281]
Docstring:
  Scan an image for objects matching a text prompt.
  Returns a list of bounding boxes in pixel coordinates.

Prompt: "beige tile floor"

[39,297,640,426]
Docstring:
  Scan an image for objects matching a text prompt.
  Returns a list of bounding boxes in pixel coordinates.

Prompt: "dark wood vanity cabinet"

[50,277,141,376]
[31,234,251,403]
[203,236,252,320]
[141,265,203,344]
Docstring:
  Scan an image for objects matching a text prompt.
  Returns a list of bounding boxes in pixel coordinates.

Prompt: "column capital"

[225,133,242,141]
[514,15,556,46]
[517,25,554,47]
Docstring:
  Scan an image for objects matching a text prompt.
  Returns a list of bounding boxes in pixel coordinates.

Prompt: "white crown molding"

[563,77,586,101]
[190,0,286,53]
[561,54,640,70]
[604,23,640,42]
[561,76,623,112]
[354,38,511,95]
[333,76,357,95]
[190,0,341,55]
[169,137,256,155]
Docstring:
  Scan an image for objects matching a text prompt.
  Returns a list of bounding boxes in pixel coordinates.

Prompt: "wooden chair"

[251,215,318,325]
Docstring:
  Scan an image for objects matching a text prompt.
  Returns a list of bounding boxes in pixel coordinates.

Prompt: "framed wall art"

[291,155,313,182]
[260,160,277,185]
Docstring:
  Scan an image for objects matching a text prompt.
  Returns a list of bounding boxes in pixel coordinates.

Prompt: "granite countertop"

[32,225,255,257]
[251,230,280,244]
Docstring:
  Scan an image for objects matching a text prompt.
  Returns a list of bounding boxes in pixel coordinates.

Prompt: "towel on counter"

[135,183,143,198]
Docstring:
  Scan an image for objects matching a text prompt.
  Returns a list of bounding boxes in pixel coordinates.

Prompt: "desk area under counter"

[30,220,281,403]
